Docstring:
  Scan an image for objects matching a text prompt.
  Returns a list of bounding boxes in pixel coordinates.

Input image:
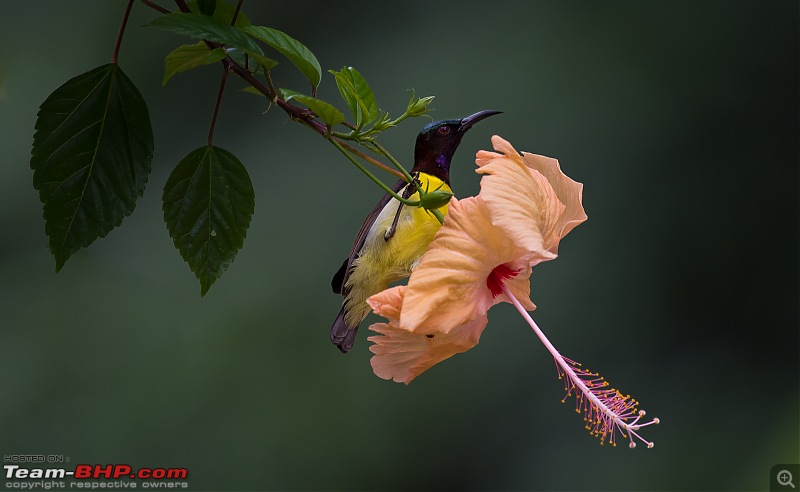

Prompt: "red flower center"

[486,263,520,298]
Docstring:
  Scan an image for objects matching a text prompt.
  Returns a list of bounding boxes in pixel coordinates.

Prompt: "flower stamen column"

[501,283,660,448]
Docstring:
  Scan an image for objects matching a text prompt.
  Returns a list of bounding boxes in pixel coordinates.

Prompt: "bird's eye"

[438,126,450,136]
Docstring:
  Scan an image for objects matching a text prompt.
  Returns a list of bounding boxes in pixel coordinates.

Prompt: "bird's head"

[412,110,502,184]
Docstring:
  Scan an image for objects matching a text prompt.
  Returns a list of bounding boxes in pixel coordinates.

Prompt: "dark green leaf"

[162,145,255,296]
[281,89,344,128]
[196,0,216,16]
[208,47,227,62]
[241,26,321,88]
[146,13,264,57]
[330,67,378,127]
[162,42,226,85]
[31,63,153,271]
[188,0,250,26]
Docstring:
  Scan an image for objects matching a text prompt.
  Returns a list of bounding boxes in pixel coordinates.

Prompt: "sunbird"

[330,110,502,353]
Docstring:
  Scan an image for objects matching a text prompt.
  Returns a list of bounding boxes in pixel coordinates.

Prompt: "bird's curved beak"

[459,110,503,133]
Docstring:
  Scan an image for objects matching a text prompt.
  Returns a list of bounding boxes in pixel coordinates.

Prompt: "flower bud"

[407,95,435,117]
[419,188,453,211]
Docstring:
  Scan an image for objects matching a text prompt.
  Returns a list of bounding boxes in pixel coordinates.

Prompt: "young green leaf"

[240,26,321,89]
[368,111,393,133]
[330,67,378,127]
[281,89,344,128]
[188,0,250,26]
[31,63,153,271]
[163,42,226,85]
[162,145,255,296]
[146,13,264,57]
[240,86,266,96]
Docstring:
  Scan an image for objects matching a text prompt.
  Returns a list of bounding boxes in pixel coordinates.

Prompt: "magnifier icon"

[778,470,796,489]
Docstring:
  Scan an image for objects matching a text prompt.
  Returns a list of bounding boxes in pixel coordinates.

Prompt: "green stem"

[340,143,405,180]
[429,208,445,225]
[372,142,415,186]
[386,112,411,128]
[372,144,446,225]
[330,130,360,141]
[329,139,419,206]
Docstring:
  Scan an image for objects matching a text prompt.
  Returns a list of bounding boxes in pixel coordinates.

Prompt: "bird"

[330,110,502,353]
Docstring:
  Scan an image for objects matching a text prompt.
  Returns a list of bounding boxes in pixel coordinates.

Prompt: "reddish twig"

[208,69,229,145]
[112,0,136,64]
[141,0,170,14]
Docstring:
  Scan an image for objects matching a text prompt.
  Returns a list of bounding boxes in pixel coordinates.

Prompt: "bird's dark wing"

[331,258,348,295]
[331,178,407,295]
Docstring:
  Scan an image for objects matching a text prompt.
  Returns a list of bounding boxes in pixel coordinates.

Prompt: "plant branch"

[140,0,170,14]
[112,0,136,64]
[372,142,416,187]
[341,144,405,180]
[208,69,229,145]
[231,0,244,25]
[169,0,406,180]
[329,139,419,206]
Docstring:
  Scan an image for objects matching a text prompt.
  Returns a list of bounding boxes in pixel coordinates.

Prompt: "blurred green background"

[1,1,797,491]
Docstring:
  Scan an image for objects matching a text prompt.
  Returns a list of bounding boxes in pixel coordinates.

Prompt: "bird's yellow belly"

[343,174,451,325]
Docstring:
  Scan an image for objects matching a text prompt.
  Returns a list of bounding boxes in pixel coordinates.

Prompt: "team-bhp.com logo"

[4,464,188,489]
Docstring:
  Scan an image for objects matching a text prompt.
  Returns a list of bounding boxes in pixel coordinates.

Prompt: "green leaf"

[146,13,264,56]
[240,86,266,96]
[330,67,378,127]
[369,111,393,132]
[31,63,153,271]
[196,0,216,16]
[281,89,344,128]
[240,26,321,89]
[207,47,227,62]
[163,145,255,296]
[162,42,226,85]
[188,0,250,26]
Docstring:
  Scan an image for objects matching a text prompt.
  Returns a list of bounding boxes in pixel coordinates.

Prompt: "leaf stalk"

[207,69,229,145]
[112,0,136,64]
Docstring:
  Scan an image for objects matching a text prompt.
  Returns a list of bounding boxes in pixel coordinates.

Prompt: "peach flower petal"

[398,197,535,334]
[366,285,406,320]
[368,285,487,384]
[478,157,562,260]
[519,150,587,255]
[368,314,488,385]
[477,135,587,257]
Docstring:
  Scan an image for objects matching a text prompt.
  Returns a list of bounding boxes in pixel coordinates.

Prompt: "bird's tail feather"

[330,306,359,353]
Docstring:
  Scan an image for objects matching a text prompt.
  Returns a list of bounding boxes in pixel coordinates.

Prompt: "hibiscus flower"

[367,136,658,448]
